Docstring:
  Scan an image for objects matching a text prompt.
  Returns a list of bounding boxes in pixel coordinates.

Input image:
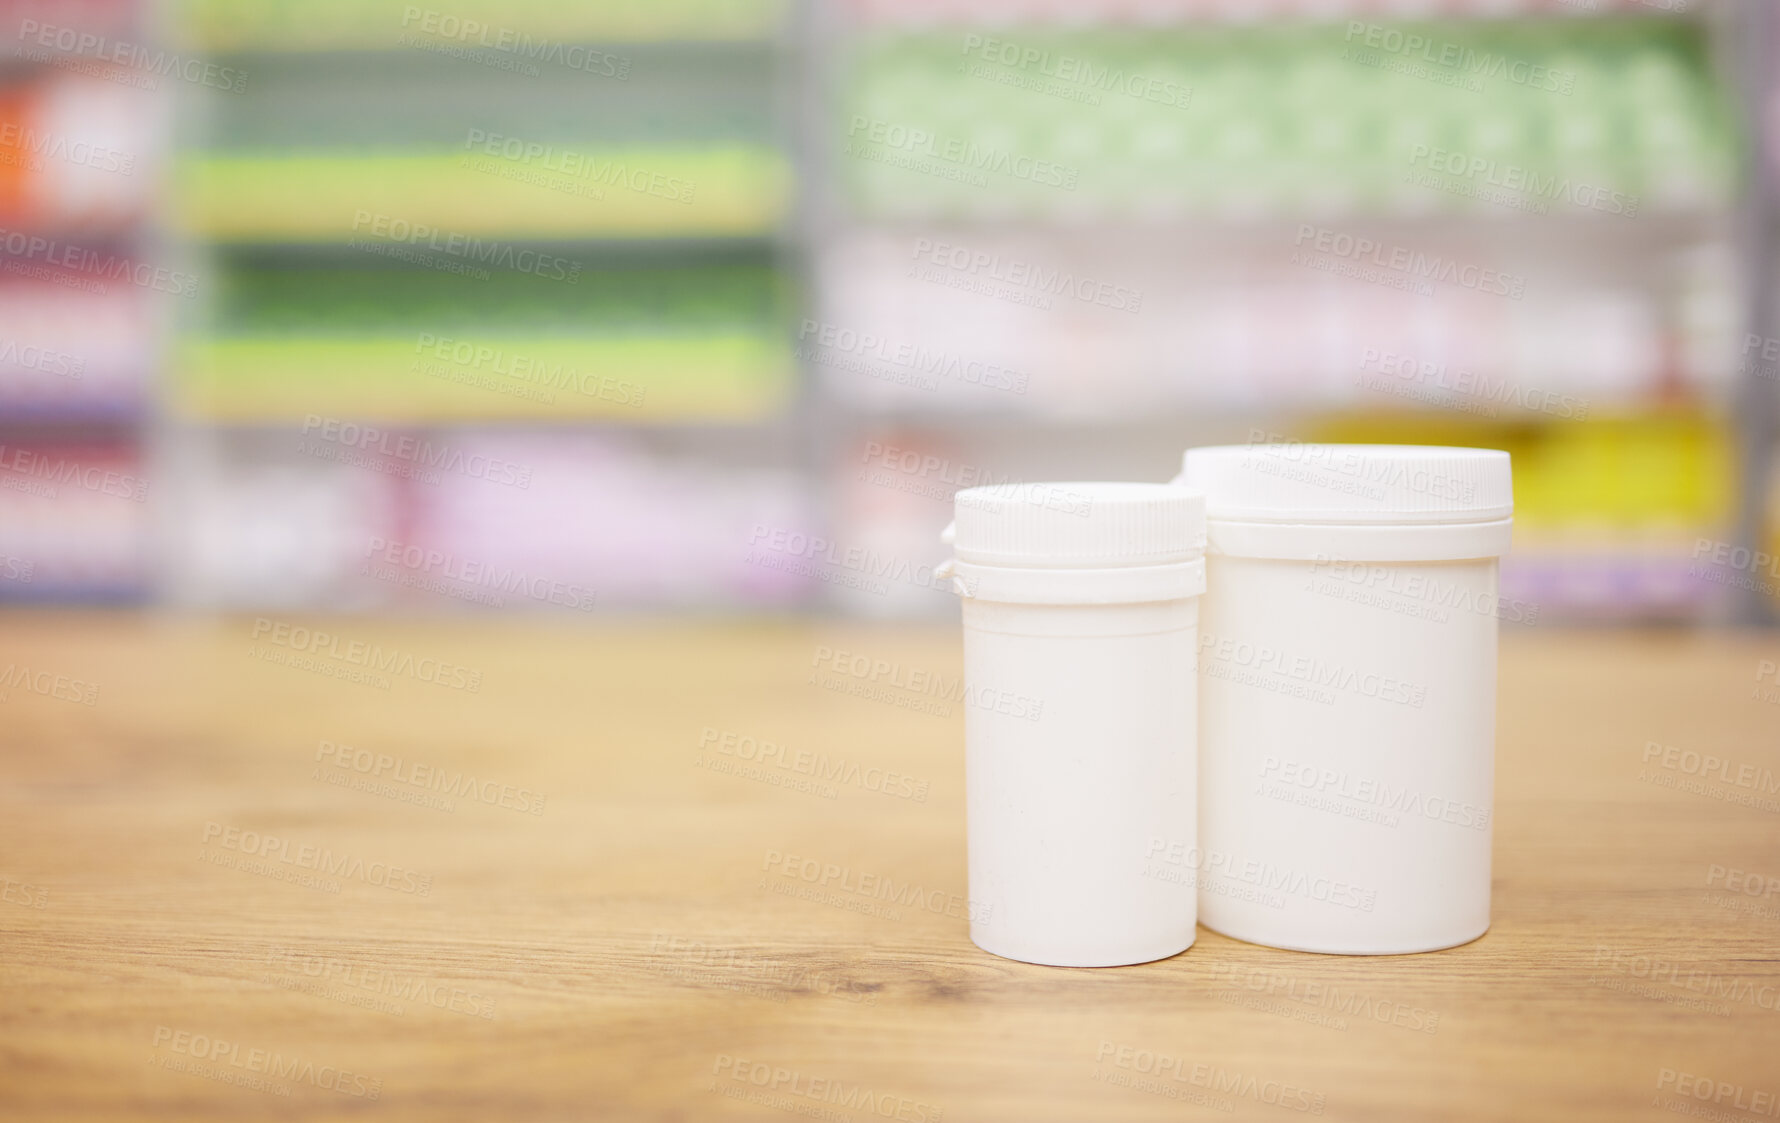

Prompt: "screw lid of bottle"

[948,482,1206,570]
[1179,444,1512,526]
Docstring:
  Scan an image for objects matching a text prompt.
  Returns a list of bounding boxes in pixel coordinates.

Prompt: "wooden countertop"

[2,613,1778,1121]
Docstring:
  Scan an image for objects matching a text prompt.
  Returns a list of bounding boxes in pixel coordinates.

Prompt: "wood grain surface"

[2,612,1778,1121]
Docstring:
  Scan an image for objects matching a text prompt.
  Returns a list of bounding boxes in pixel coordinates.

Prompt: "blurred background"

[2,0,1777,626]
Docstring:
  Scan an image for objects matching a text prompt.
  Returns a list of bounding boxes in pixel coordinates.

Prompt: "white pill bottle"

[940,482,1206,967]
[1177,444,1512,955]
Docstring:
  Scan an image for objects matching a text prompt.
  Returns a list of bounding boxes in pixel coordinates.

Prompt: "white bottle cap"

[950,482,1205,569]
[1179,444,1513,526]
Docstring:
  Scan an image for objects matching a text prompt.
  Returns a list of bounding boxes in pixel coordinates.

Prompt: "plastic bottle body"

[1197,552,1498,954]
[963,597,1198,967]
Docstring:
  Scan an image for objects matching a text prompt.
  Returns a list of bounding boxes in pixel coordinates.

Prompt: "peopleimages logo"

[910,236,1143,313]
[798,319,1031,395]
[699,726,933,802]
[1593,946,1780,1014]
[0,663,99,706]
[363,536,596,612]
[1654,1069,1780,1118]
[1707,863,1780,901]
[18,21,248,92]
[0,877,48,909]
[1207,963,1441,1034]
[413,333,648,407]
[651,935,876,1006]
[1341,21,1575,95]
[201,822,434,896]
[1641,740,1780,795]
[0,444,148,501]
[858,441,1017,496]
[462,128,695,203]
[0,123,135,174]
[710,1055,942,1122]
[1200,630,1428,709]
[959,33,1192,109]
[1306,553,1541,626]
[315,739,546,816]
[399,7,629,79]
[1145,837,1378,913]
[1093,1042,1326,1114]
[760,849,988,924]
[349,210,581,282]
[264,945,497,1020]
[249,618,483,693]
[811,646,1044,721]
[845,114,1080,191]
[1757,659,1780,706]
[1356,347,1590,420]
[746,524,956,596]
[1692,538,1780,580]
[1742,332,1780,382]
[1247,430,1480,505]
[300,416,533,488]
[0,339,84,378]
[1260,755,1490,831]
[1292,225,1525,299]
[149,1026,381,1099]
[0,226,198,296]
[1406,144,1639,217]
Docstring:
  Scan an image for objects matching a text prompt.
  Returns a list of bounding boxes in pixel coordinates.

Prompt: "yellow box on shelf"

[174,146,790,243]
[173,333,793,424]
[168,0,791,52]
[1304,407,1735,534]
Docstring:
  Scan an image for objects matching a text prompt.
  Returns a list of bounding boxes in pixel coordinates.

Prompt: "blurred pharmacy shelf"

[3,0,1777,623]
[172,260,794,424]
[165,0,791,53]
[842,0,1701,25]
[803,0,1778,624]
[0,0,167,603]
[831,20,1735,220]
[174,146,787,243]
[1728,1,1780,626]
[148,0,811,611]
